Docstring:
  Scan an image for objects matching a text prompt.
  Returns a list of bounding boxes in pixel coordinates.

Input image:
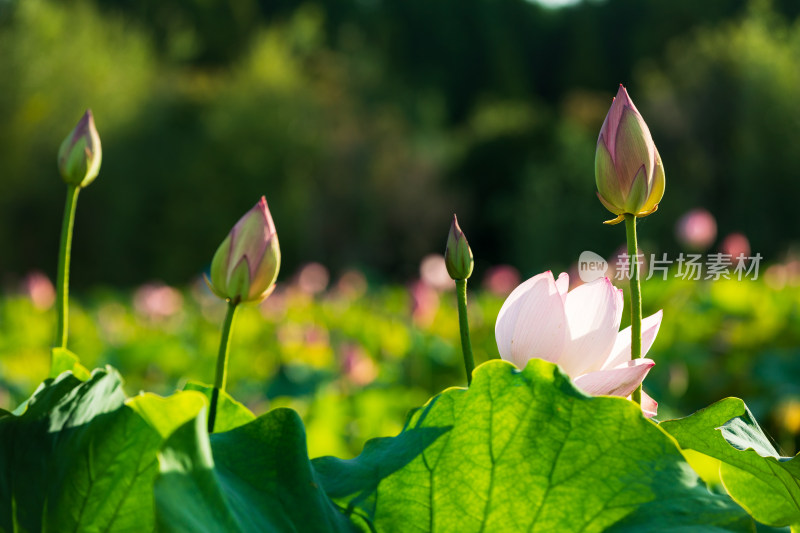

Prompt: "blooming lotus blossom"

[495,271,661,416]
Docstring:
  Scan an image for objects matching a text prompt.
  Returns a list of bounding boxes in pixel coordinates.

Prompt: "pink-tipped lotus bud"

[444,214,473,281]
[57,110,102,188]
[205,197,281,304]
[595,85,665,225]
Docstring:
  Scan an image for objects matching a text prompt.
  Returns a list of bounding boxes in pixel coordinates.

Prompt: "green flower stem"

[455,279,475,386]
[624,214,643,405]
[208,300,239,434]
[54,184,80,352]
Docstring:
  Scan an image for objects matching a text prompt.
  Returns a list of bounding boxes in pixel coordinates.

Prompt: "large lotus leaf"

[313,359,753,532]
[154,407,357,533]
[0,368,156,532]
[661,397,800,528]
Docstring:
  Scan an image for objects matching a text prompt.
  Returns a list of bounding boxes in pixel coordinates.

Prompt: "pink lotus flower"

[495,271,661,416]
[205,196,281,304]
[595,85,664,224]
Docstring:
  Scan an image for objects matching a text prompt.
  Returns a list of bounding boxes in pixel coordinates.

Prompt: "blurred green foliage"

[3,273,800,460]
[2,0,800,286]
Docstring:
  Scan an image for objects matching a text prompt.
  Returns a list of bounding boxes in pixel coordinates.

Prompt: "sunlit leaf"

[0,368,158,532]
[661,397,800,528]
[127,390,207,439]
[50,346,91,380]
[315,359,753,532]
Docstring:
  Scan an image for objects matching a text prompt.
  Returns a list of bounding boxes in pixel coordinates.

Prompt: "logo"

[578,251,608,283]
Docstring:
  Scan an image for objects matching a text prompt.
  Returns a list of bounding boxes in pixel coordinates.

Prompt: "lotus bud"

[57,110,102,188]
[595,85,665,225]
[445,214,473,281]
[205,197,281,304]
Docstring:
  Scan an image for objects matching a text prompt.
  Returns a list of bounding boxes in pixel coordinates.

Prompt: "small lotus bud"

[57,110,102,188]
[205,197,281,304]
[445,214,473,281]
[595,85,665,224]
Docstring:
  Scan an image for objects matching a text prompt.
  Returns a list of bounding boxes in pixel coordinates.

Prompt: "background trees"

[1,0,797,286]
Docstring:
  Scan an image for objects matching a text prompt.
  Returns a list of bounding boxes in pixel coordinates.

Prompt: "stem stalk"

[455,279,475,386]
[54,185,80,352]
[624,214,643,405]
[208,300,239,433]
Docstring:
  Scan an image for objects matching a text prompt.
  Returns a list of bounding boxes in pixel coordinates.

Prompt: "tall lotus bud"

[57,110,102,188]
[445,214,473,281]
[206,197,281,304]
[595,85,665,224]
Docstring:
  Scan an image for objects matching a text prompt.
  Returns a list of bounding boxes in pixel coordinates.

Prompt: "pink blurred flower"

[495,271,661,416]
[22,271,55,311]
[304,324,330,346]
[260,286,288,320]
[133,283,183,320]
[420,254,453,292]
[765,256,800,290]
[409,279,440,326]
[297,262,330,295]
[720,232,751,259]
[482,265,521,297]
[335,269,368,300]
[676,208,717,251]
[341,343,378,386]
